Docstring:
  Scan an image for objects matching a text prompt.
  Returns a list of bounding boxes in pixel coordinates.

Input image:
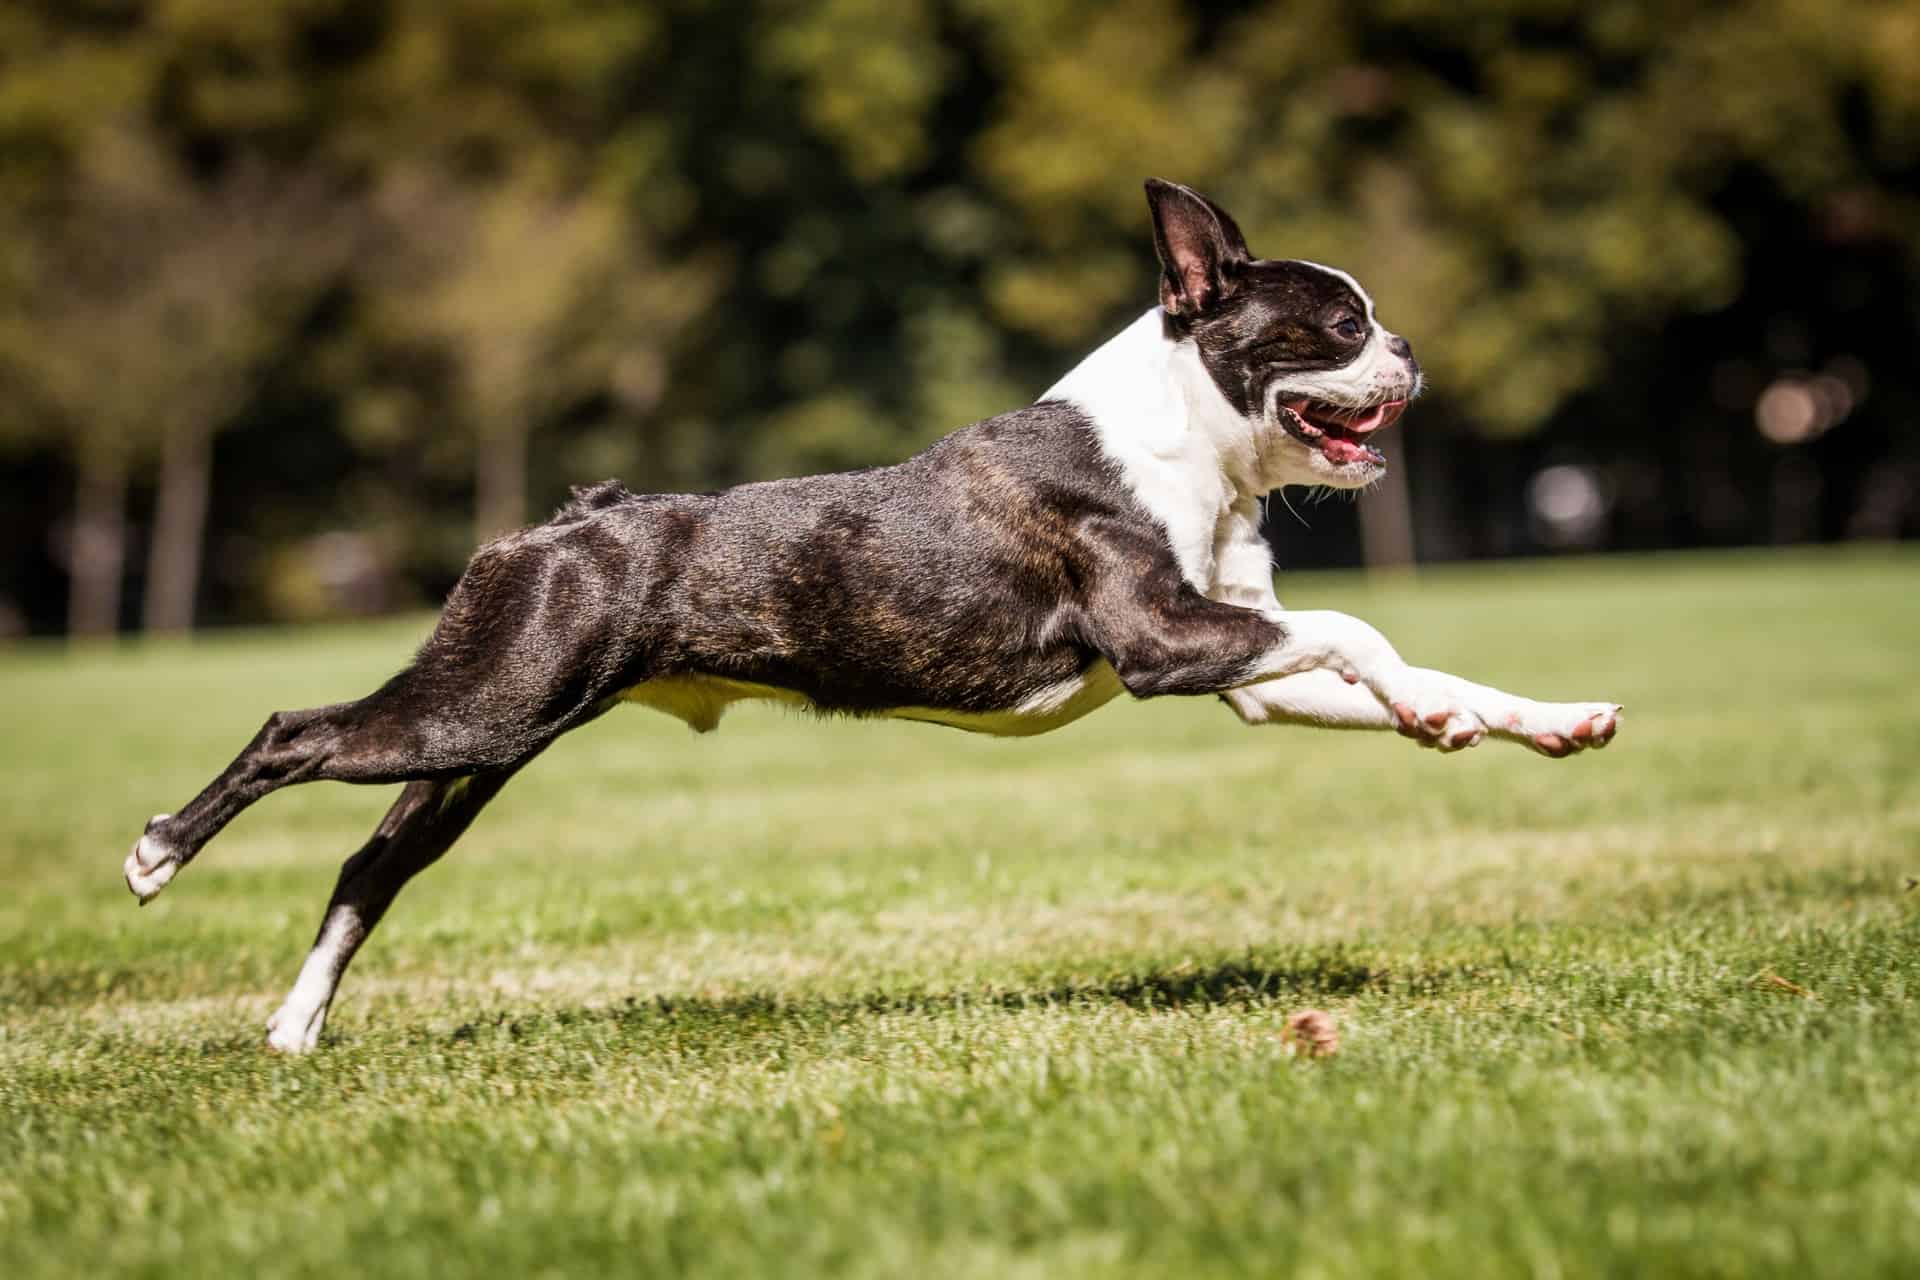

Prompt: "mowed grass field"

[3,548,1919,1278]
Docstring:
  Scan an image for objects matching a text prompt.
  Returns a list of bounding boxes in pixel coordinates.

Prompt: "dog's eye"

[1333,316,1363,341]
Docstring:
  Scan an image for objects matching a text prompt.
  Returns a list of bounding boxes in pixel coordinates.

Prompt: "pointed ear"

[1145,178,1252,319]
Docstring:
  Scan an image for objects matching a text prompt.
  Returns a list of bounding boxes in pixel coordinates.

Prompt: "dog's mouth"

[1278,398,1407,467]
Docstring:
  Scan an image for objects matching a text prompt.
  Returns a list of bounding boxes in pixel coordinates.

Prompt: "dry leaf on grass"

[1282,1009,1340,1058]
[1749,970,1815,999]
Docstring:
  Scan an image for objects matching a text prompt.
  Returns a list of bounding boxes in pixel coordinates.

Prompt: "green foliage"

[964,0,1920,433]
[345,165,716,538]
[763,0,954,181]
[0,127,347,466]
[3,550,1919,1274]
[0,0,1916,624]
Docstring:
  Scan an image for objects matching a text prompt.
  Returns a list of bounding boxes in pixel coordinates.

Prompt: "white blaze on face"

[1270,262,1415,411]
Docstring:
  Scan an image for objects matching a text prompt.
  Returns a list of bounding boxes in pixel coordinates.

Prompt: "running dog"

[124,179,1621,1052]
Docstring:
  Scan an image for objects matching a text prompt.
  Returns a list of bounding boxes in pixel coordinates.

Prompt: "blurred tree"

[137,153,354,633]
[0,4,148,637]
[0,158,148,639]
[294,0,720,557]
[961,0,1919,563]
[352,167,716,545]
[760,0,954,182]
[0,128,350,635]
[1,0,1916,633]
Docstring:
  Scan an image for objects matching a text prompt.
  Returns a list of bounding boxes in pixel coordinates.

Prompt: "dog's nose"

[1387,334,1413,361]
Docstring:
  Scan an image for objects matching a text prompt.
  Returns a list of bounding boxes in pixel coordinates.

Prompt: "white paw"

[124,814,180,904]
[1385,681,1486,754]
[1506,702,1623,758]
[265,1002,328,1055]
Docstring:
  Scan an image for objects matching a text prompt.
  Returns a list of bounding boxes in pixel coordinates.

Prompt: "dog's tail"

[552,479,635,524]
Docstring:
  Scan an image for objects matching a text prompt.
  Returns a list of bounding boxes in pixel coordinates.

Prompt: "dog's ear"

[1145,178,1251,319]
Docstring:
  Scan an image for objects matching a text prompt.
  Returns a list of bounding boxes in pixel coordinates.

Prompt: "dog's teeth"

[1280,405,1323,438]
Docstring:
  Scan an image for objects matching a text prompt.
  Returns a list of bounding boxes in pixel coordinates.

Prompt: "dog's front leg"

[1190,515,1618,754]
[1230,608,1498,752]
[1093,591,1618,755]
[1220,667,1621,757]
[1219,609,1622,754]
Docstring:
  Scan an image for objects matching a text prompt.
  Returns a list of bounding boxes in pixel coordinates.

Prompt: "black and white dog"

[125,179,1620,1053]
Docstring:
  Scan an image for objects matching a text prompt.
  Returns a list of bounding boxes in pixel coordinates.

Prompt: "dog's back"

[411,400,1145,734]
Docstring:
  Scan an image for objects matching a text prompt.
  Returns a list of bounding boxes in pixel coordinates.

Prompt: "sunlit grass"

[3,547,1918,1277]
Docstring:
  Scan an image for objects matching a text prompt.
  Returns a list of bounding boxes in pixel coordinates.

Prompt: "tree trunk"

[68,450,129,639]
[143,420,213,633]
[473,424,528,546]
[1358,432,1417,572]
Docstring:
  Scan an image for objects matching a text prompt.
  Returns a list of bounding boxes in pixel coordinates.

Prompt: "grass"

[3,546,1919,1278]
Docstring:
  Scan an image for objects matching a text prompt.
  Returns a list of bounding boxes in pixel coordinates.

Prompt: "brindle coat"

[126,180,1624,1055]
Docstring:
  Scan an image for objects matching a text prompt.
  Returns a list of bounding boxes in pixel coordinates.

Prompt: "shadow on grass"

[437,955,1480,1048]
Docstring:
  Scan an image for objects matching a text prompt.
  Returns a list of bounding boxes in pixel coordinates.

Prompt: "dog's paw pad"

[1575,703,1622,749]
[1391,687,1485,754]
[124,815,180,904]
[265,1006,324,1055]
[1527,704,1622,758]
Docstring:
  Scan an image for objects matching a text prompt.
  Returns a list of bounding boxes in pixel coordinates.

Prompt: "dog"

[124,179,1621,1053]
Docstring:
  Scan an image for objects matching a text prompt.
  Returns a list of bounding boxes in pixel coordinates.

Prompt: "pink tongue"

[1322,436,1372,464]
[1343,405,1384,434]
[1341,400,1407,435]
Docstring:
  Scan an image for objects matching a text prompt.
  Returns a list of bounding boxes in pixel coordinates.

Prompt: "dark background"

[2,0,1915,639]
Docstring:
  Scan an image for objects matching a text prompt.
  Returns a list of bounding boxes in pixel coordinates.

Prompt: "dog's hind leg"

[125,523,641,902]
[121,679,569,903]
[265,766,520,1054]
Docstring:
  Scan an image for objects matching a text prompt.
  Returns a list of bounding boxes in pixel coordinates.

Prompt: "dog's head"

[1146,178,1421,488]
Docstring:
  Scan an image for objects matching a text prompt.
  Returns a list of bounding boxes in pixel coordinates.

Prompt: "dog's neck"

[1043,308,1276,492]
[1042,307,1276,585]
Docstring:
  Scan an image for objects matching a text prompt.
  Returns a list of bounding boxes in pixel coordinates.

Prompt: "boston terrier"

[124,179,1621,1053]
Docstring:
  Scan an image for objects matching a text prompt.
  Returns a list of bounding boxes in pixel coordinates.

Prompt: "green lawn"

[3,548,1918,1278]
